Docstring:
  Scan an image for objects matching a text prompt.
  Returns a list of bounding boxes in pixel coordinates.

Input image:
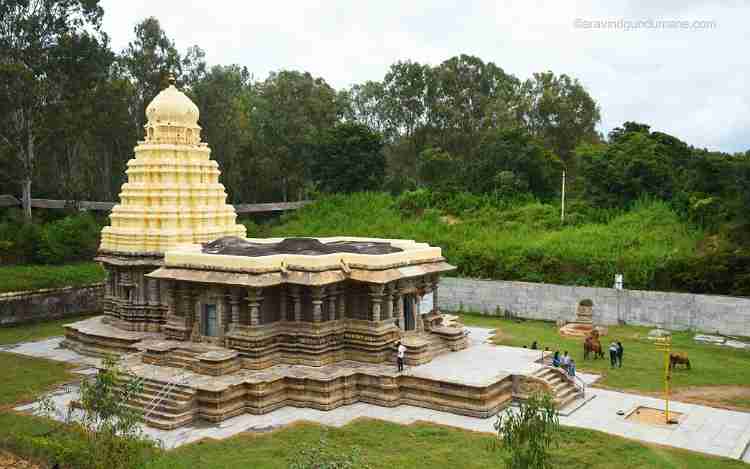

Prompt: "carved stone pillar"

[369,284,385,322]
[327,286,337,321]
[337,285,346,320]
[246,288,263,327]
[164,280,175,317]
[290,285,302,322]
[396,285,406,331]
[148,278,160,306]
[229,289,241,330]
[279,286,288,322]
[432,278,439,314]
[311,287,324,322]
[178,284,191,318]
[104,269,113,297]
[384,283,395,320]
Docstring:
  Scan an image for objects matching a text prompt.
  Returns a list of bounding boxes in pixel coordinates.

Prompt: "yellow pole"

[664,339,672,424]
[656,337,672,424]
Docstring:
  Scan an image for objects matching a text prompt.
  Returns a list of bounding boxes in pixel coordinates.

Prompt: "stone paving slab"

[1,337,100,367]
[564,387,750,460]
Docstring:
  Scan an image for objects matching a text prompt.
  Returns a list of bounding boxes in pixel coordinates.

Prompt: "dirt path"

[0,451,41,469]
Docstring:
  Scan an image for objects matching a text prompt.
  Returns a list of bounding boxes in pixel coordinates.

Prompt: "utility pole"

[560,169,566,223]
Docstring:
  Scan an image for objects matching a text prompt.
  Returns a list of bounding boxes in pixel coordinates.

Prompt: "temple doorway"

[201,304,219,337]
[404,295,416,331]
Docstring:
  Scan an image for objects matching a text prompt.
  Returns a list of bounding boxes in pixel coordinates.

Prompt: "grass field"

[0,262,104,293]
[460,313,750,408]
[0,353,72,407]
[0,412,746,469]
[0,314,94,345]
[0,315,88,407]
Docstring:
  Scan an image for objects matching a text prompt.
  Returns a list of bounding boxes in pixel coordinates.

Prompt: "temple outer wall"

[439,277,750,337]
[0,284,103,326]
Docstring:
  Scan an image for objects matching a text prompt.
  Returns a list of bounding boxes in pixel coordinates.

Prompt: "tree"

[0,0,105,219]
[465,128,562,199]
[251,70,340,200]
[310,122,385,194]
[190,64,253,202]
[494,392,560,469]
[341,80,388,135]
[36,356,159,469]
[121,17,182,131]
[520,71,601,168]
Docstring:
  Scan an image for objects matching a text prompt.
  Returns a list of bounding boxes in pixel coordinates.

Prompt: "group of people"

[552,350,576,377]
[609,341,624,368]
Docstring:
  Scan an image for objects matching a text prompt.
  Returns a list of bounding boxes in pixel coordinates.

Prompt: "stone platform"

[63,317,583,430]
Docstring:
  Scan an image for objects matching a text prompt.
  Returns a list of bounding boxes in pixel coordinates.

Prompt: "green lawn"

[460,313,750,404]
[0,353,72,407]
[0,262,104,293]
[0,314,95,346]
[0,413,746,469]
[0,314,89,406]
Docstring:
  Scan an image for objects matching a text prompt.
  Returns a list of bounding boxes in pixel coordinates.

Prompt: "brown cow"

[584,335,604,360]
[669,352,691,370]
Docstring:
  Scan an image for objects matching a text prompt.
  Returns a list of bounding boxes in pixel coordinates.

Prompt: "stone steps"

[115,373,199,429]
[531,367,584,410]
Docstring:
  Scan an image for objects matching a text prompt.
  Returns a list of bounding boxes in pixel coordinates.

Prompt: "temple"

[65,78,546,430]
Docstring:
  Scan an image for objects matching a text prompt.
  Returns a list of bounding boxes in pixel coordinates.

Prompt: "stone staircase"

[119,375,198,430]
[167,348,200,369]
[426,333,450,358]
[531,367,584,410]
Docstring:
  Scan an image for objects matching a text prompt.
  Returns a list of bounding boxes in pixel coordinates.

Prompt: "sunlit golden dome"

[145,75,200,129]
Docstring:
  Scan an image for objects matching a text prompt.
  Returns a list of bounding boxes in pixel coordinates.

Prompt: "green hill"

[254,192,702,292]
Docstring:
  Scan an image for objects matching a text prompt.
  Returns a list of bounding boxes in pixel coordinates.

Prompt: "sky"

[100,0,749,153]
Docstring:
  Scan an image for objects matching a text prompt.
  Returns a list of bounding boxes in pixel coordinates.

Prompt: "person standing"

[609,341,618,368]
[569,359,576,377]
[616,341,624,368]
[397,341,406,372]
[561,351,570,373]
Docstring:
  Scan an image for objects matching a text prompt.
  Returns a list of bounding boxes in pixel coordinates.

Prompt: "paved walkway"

[6,327,750,462]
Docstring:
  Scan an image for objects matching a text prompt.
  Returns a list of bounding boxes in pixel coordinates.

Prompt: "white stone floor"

[6,327,750,462]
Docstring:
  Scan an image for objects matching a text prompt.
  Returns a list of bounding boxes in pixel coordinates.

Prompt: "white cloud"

[100,0,748,153]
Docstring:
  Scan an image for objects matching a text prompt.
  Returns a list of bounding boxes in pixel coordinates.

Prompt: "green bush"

[38,213,101,264]
[269,192,708,293]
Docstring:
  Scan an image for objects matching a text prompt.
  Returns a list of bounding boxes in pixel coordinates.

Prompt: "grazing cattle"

[584,334,604,360]
[669,352,691,370]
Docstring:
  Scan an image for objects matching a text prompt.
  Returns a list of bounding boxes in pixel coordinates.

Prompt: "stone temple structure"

[65,78,552,429]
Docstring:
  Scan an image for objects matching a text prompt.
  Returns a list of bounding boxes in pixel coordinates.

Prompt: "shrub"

[38,213,101,264]
[494,392,560,469]
[578,299,593,307]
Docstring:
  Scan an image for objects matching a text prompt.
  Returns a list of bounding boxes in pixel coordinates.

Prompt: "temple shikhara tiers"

[64,79,550,430]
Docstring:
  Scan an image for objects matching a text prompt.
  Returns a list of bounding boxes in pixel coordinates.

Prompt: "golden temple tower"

[100,76,245,254]
[97,76,246,331]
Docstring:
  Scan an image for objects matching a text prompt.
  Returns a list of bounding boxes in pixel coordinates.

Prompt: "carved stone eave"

[146,261,456,288]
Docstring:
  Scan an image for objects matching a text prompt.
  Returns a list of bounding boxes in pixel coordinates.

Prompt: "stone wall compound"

[439,277,750,337]
[0,284,103,326]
